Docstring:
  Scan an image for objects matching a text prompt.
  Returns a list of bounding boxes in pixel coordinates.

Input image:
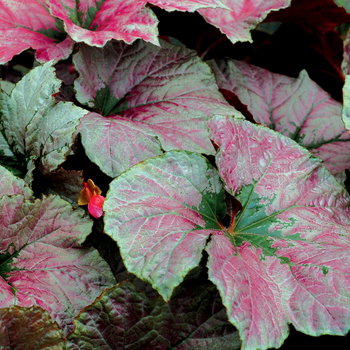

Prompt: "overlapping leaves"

[209,59,350,181]
[66,281,240,350]
[46,0,226,47]
[0,165,116,334]
[104,115,350,350]
[0,61,87,183]
[74,39,237,177]
[0,0,228,64]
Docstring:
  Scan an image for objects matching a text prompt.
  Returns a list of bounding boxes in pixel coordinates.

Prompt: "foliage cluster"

[1,0,350,349]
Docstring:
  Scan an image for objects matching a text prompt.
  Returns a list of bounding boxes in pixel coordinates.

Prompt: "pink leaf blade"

[208,115,350,349]
[47,0,229,47]
[0,194,116,335]
[0,0,73,63]
[104,151,226,301]
[210,59,350,180]
[47,0,160,46]
[74,40,237,177]
[198,0,291,45]
[206,236,289,350]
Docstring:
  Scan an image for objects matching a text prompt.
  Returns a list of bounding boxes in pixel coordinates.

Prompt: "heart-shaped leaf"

[0,305,65,349]
[210,59,350,182]
[0,192,116,334]
[0,0,74,64]
[74,40,237,177]
[198,0,291,45]
[0,61,87,182]
[66,281,240,350]
[104,116,350,349]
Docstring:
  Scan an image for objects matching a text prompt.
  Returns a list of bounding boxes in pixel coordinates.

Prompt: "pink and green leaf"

[47,0,160,46]
[209,59,350,181]
[208,116,350,349]
[74,40,237,177]
[46,0,227,47]
[104,115,350,349]
[198,0,291,45]
[104,151,226,300]
[0,194,116,335]
[0,305,65,349]
[0,165,32,199]
[0,0,74,64]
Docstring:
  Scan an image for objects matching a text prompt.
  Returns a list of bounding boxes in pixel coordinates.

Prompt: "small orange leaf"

[78,179,102,206]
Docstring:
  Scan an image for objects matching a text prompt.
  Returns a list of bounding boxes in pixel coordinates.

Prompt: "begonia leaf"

[46,0,226,48]
[74,40,237,177]
[104,116,350,349]
[66,281,240,350]
[0,0,74,64]
[0,134,25,179]
[209,59,350,181]
[104,150,226,301]
[47,0,160,46]
[265,0,350,34]
[77,112,163,178]
[0,164,32,200]
[0,193,116,335]
[198,0,291,45]
[0,305,65,349]
[0,61,87,182]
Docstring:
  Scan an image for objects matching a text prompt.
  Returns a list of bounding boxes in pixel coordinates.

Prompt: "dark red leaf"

[265,0,350,34]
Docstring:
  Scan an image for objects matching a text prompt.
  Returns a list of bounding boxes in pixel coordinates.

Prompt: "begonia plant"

[1,0,350,349]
